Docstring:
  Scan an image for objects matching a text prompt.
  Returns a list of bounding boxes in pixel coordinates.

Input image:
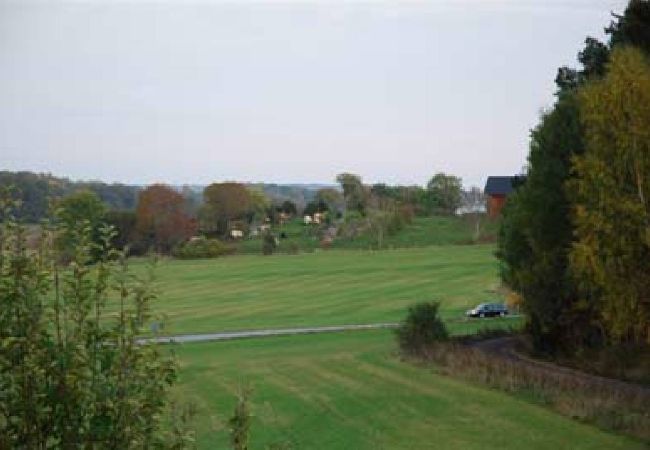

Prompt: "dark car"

[465,303,508,318]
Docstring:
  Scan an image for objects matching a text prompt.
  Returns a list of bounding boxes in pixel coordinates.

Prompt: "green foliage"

[55,190,108,260]
[556,1,650,93]
[234,215,497,255]
[0,206,188,448]
[336,173,368,215]
[497,94,589,353]
[104,209,139,253]
[607,0,650,54]
[280,200,297,216]
[201,183,254,237]
[426,173,462,215]
[247,187,271,223]
[303,199,328,216]
[0,171,139,222]
[173,237,235,259]
[262,231,277,256]
[362,201,412,249]
[499,3,650,353]
[371,184,429,217]
[396,302,448,354]
[314,188,344,216]
[55,189,107,226]
[571,47,650,344]
[555,38,610,91]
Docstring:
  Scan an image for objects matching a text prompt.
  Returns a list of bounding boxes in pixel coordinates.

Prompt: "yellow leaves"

[579,47,650,161]
[572,46,650,344]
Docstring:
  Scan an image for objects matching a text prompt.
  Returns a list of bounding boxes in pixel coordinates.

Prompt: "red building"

[484,176,517,218]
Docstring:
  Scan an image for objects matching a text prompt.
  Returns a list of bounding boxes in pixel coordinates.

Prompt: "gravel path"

[139,322,400,344]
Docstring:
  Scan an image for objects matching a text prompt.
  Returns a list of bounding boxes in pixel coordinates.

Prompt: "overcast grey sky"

[0,0,628,187]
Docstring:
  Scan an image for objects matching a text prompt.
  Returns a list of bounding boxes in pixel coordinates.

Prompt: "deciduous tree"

[571,47,650,344]
[315,188,344,217]
[426,173,462,215]
[247,187,270,223]
[135,184,196,253]
[55,190,107,259]
[200,183,252,236]
[336,173,367,215]
[104,209,137,252]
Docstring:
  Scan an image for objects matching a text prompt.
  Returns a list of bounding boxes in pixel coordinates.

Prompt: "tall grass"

[414,341,650,441]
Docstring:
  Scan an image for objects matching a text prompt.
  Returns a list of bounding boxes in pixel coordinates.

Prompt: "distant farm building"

[484,176,518,218]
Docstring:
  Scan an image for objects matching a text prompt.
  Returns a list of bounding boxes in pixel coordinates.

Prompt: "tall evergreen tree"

[497,94,589,352]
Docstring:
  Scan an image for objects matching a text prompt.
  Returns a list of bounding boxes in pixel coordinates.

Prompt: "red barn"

[484,176,517,218]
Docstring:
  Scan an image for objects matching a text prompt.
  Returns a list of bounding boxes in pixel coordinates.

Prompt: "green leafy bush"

[0,198,192,448]
[172,237,235,259]
[396,302,448,354]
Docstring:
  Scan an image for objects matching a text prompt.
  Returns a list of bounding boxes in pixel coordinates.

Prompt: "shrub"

[172,237,235,259]
[262,232,277,256]
[396,302,448,354]
[0,207,190,448]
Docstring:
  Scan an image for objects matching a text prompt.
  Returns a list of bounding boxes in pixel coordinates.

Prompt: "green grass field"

[236,216,498,254]
[174,330,643,450]
[131,245,505,335]
[132,243,644,448]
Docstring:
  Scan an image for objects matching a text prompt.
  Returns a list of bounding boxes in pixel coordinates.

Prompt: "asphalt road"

[139,322,400,344]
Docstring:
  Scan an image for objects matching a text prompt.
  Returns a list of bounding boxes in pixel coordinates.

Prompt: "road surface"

[139,322,400,344]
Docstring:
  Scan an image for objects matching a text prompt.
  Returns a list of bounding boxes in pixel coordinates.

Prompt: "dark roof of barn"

[484,176,517,195]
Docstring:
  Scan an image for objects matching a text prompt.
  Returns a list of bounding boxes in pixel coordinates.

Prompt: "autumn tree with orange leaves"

[135,184,196,253]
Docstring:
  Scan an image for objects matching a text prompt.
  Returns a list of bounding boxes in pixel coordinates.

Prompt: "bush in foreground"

[396,301,448,354]
[0,201,191,448]
[173,236,235,259]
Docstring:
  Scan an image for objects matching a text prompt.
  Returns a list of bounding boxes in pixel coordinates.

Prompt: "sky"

[0,0,629,188]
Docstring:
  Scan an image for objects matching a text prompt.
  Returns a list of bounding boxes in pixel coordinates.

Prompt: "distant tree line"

[0,171,140,222]
[3,167,482,256]
[498,0,650,353]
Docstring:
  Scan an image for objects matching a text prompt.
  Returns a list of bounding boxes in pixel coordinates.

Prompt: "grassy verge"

[172,329,643,449]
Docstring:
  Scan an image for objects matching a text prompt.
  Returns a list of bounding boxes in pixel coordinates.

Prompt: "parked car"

[466,303,508,318]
